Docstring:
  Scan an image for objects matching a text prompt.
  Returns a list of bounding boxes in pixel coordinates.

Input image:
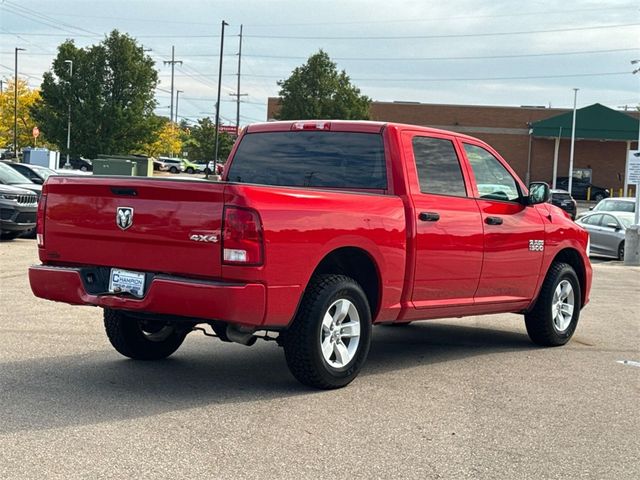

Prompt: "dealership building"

[267,99,640,196]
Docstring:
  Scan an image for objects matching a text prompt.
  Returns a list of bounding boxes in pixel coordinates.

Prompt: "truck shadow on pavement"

[1,322,535,433]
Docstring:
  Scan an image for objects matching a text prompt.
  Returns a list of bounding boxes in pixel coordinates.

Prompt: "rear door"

[402,131,484,308]
[460,141,545,303]
[43,177,225,278]
[580,214,604,253]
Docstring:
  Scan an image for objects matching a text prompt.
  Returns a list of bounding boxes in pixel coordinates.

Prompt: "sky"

[0,0,639,127]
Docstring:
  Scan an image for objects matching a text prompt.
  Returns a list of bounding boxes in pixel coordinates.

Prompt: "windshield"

[0,162,32,185]
[32,166,56,180]
[594,199,635,213]
[227,131,387,189]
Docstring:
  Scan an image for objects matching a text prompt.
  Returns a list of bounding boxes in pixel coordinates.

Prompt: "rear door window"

[583,214,602,226]
[227,131,387,189]
[412,136,467,197]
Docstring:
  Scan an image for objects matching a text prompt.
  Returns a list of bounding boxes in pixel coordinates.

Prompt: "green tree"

[31,30,159,158]
[183,117,234,163]
[276,50,370,120]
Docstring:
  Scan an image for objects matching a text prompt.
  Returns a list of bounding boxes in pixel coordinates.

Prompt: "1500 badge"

[529,240,544,252]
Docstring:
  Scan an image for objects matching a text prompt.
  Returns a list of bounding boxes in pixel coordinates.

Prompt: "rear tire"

[104,309,188,360]
[169,166,178,174]
[525,262,581,346]
[281,274,372,389]
[594,193,604,202]
[186,167,194,174]
[1,231,21,240]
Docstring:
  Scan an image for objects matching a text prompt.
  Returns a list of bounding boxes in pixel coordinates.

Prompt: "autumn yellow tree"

[137,118,182,158]
[0,78,44,151]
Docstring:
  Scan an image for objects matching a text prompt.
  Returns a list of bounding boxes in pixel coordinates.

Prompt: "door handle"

[419,212,440,222]
[485,216,503,225]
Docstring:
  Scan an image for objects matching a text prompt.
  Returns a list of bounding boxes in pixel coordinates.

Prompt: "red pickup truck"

[29,120,592,389]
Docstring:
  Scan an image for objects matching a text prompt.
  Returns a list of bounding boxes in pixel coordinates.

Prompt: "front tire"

[281,275,372,389]
[525,262,581,346]
[104,309,188,360]
[594,193,605,202]
[618,241,625,261]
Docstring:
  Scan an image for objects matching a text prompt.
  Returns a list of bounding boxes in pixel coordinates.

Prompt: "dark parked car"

[1,161,57,185]
[549,189,577,220]
[0,162,42,199]
[59,157,93,171]
[0,184,38,240]
[556,177,609,202]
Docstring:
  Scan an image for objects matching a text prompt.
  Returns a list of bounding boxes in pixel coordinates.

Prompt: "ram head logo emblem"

[116,207,134,231]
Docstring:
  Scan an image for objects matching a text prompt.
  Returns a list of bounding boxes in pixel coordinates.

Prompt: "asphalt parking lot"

[1,239,638,479]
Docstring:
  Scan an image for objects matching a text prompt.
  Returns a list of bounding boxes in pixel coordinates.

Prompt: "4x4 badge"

[116,207,134,231]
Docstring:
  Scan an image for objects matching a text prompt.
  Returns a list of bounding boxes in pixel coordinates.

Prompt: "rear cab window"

[227,131,387,190]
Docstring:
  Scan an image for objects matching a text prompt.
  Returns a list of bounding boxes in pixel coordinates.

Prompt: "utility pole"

[0,79,4,93]
[14,47,25,159]
[64,60,73,168]
[228,24,248,133]
[175,89,183,124]
[212,20,228,179]
[567,88,579,196]
[163,46,182,125]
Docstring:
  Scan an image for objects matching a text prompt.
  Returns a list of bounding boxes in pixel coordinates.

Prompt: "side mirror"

[606,222,620,230]
[32,177,44,185]
[589,206,594,211]
[528,182,551,205]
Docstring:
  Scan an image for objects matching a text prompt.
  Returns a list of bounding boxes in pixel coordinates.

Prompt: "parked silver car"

[576,212,635,260]
[577,197,635,220]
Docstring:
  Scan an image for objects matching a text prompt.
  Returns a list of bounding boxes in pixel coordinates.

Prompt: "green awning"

[531,103,639,141]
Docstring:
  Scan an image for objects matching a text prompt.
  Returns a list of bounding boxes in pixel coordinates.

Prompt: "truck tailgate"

[41,177,225,278]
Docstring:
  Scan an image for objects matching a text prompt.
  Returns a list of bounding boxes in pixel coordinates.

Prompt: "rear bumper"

[29,265,266,327]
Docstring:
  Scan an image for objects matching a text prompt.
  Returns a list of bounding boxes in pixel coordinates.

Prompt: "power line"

[243,22,639,40]
[2,22,637,40]
[225,47,639,62]
[236,71,631,82]
[243,5,638,27]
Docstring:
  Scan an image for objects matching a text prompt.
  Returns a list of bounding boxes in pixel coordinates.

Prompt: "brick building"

[267,98,639,195]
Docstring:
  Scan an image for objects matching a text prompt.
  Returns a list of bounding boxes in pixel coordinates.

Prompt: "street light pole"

[14,47,25,160]
[211,20,229,180]
[624,60,640,265]
[567,88,579,197]
[64,60,73,169]
[175,89,183,124]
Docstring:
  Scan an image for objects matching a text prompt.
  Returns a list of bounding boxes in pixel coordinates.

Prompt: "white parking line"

[617,360,640,368]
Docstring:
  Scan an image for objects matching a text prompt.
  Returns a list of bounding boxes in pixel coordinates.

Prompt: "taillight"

[36,193,47,248]
[222,206,264,265]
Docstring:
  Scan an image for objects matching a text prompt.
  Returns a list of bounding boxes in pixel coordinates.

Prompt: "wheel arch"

[309,247,382,320]
[549,247,587,307]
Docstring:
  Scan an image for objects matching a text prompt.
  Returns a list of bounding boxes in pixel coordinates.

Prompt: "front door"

[460,141,546,303]
[403,132,484,309]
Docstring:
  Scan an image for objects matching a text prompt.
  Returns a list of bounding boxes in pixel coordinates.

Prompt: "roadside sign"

[627,150,640,185]
[32,126,40,139]
[219,125,238,135]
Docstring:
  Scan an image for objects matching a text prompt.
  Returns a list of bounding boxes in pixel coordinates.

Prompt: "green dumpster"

[92,159,137,176]
[96,155,152,177]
